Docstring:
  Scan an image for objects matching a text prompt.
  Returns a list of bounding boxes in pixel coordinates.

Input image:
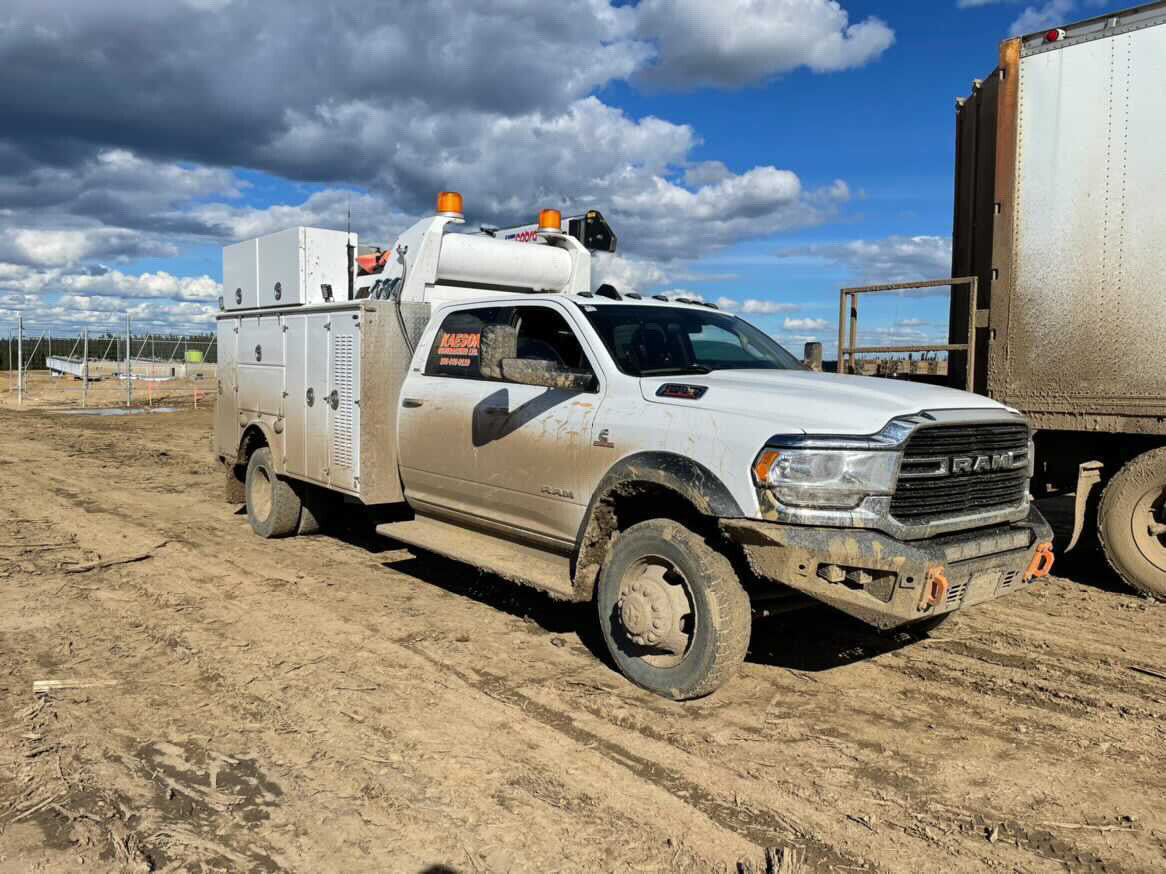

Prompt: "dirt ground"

[1,375,1164,873]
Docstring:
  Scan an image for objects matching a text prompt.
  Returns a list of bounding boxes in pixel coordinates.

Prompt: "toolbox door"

[327,313,361,492]
[303,313,331,484]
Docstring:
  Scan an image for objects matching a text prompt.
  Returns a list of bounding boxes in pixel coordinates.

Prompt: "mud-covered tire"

[596,519,751,700]
[245,447,301,538]
[1097,449,1166,600]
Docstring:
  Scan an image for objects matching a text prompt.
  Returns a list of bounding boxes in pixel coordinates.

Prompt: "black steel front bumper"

[721,506,1054,630]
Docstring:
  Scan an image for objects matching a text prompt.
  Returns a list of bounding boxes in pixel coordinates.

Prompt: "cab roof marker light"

[538,209,562,233]
[436,191,464,218]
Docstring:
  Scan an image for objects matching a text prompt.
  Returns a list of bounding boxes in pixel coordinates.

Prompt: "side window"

[512,306,593,374]
[424,307,508,378]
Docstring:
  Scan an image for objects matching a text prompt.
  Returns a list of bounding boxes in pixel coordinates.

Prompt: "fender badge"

[593,428,615,449]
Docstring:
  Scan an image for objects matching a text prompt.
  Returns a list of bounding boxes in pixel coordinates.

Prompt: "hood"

[639,369,1009,436]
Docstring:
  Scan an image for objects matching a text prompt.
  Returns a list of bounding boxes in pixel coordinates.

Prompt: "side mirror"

[499,358,595,392]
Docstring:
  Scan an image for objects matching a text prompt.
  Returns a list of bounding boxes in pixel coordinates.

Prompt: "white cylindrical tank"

[436,234,572,291]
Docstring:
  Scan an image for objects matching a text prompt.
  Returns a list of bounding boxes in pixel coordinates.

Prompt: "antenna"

[345,193,355,301]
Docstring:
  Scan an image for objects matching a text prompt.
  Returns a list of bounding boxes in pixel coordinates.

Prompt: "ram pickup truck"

[216,197,1054,699]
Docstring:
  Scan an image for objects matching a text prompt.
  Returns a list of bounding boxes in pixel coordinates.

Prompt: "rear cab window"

[424,307,507,379]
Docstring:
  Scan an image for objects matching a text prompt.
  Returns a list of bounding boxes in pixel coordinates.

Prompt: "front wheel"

[596,519,751,700]
[1097,448,1166,600]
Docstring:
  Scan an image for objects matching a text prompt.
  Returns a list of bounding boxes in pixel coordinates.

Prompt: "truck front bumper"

[721,506,1054,630]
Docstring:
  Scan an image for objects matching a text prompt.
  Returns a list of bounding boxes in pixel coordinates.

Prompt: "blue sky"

[0,0,1127,352]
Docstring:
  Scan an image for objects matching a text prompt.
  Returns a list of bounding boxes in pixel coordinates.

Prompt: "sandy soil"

[1,380,1164,873]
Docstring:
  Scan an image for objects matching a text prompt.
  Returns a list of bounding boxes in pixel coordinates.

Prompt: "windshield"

[579,304,803,376]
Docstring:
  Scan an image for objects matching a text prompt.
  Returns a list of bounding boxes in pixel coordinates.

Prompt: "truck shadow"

[746,608,920,673]
[338,525,914,677]
[1034,494,1132,595]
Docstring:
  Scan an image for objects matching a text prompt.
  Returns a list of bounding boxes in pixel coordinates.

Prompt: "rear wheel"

[1098,448,1166,600]
[245,447,301,538]
[596,519,750,700]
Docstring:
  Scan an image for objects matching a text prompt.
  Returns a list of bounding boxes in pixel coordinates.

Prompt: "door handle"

[401,397,424,408]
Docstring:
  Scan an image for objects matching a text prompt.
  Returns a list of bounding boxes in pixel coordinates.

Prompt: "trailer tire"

[596,519,750,700]
[245,448,301,538]
[1097,448,1166,601]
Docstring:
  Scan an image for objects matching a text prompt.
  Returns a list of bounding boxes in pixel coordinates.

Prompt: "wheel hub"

[616,563,691,655]
[1132,484,1166,574]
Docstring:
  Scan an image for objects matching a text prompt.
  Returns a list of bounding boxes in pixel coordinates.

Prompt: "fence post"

[17,314,22,406]
[125,315,132,407]
[82,329,89,408]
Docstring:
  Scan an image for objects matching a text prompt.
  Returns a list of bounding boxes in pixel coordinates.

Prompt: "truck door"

[471,303,603,545]
[397,303,602,545]
[397,306,511,521]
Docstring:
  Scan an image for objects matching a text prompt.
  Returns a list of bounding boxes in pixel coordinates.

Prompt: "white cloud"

[0,228,174,268]
[633,0,894,89]
[0,263,221,333]
[737,299,799,314]
[591,252,671,296]
[0,0,882,325]
[783,317,829,330]
[683,161,731,188]
[1010,0,1075,35]
[778,235,951,283]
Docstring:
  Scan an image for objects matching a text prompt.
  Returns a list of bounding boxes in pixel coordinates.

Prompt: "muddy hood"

[639,369,1010,436]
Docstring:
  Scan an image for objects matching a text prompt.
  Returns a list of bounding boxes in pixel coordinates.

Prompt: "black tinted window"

[513,306,591,373]
[580,305,801,376]
[424,307,507,378]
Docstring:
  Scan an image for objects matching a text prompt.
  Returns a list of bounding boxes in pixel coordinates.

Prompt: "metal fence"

[2,315,217,409]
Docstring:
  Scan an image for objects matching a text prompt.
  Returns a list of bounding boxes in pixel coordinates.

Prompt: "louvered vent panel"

[332,334,354,469]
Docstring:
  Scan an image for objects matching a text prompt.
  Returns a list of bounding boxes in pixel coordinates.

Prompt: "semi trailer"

[842,1,1166,600]
[216,192,1054,699]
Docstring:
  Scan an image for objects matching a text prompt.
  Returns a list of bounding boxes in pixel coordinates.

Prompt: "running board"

[375,515,576,599]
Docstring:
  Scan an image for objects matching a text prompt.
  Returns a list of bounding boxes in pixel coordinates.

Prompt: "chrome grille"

[891,423,1029,523]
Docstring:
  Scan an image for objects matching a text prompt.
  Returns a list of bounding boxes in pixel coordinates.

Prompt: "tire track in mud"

[24,465,881,870]
[391,636,876,873]
[6,410,1166,873]
[10,492,761,870]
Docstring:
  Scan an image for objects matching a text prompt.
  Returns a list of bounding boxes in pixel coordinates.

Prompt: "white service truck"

[215,193,1054,699]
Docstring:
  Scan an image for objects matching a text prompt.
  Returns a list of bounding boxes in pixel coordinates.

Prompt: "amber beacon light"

[538,208,562,232]
[436,191,464,218]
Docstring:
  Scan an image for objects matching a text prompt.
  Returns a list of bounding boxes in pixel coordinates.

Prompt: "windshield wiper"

[638,364,713,376]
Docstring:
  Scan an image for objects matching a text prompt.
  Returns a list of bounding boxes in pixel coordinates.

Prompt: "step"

[375,515,575,598]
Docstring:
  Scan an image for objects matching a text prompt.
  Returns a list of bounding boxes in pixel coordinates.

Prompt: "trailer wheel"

[596,519,750,700]
[1097,448,1166,601]
[245,447,301,538]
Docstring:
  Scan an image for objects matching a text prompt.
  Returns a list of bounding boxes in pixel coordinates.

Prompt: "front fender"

[571,451,743,599]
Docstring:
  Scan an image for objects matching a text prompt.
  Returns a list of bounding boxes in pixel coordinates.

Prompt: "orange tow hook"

[1025,542,1055,581]
[921,566,950,610]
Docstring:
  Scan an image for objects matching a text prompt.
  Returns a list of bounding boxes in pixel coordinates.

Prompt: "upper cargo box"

[222,227,355,311]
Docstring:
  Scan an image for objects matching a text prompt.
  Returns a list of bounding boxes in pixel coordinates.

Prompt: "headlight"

[753,447,899,509]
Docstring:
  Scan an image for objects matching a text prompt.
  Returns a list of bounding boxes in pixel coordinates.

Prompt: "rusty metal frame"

[837,277,978,389]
